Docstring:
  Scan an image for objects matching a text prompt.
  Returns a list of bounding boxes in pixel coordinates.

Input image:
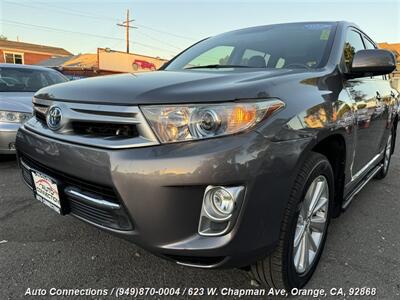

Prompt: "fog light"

[199,185,245,236]
[204,187,235,221]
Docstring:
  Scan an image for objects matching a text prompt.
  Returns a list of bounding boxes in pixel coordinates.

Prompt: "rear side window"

[343,30,365,70]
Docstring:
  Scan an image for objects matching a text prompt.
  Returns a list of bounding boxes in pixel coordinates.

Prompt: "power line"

[4,1,119,22]
[3,0,197,42]
[44,2,120,22]
[135,30,184,51]
[0,19,179,56]
[135,23,198,42]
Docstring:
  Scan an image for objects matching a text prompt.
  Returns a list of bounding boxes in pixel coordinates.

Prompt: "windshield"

[165,23,336,71]
[0,67,67,92]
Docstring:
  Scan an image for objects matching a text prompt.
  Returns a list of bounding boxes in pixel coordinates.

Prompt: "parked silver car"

[0,64,67,154]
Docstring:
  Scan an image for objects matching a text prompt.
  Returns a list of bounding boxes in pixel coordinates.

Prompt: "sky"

[0,0,399,59]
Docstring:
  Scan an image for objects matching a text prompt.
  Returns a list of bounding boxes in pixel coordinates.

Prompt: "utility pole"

[117,9,137,53]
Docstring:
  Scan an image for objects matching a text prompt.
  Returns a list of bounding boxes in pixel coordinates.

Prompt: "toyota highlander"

[16,22,399,290]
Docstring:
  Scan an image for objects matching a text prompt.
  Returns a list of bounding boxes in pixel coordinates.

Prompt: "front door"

[343,29,387,181]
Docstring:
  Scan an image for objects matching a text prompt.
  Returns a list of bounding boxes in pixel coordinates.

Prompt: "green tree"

[0,35,7,40]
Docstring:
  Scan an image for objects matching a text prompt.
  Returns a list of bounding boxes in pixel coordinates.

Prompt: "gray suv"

[16,22,398,290]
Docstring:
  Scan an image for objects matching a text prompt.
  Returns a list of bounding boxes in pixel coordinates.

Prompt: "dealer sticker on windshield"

[32,171,61,214]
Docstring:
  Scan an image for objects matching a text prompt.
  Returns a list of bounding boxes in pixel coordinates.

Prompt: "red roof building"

[0,40,72,65]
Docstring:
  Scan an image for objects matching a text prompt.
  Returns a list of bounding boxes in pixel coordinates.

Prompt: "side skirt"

[342,163,383,210]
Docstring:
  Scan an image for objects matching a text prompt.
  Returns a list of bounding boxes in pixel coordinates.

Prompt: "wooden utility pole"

[117,9,137,53]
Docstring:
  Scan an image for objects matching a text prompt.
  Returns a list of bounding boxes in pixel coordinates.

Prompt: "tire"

[375,129,394,180]
[251,152,334,290]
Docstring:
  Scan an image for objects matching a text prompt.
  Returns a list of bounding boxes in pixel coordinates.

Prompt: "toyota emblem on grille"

[46,106,63,130]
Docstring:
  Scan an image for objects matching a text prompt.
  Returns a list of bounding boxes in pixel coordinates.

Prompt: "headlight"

[0,110,32,123]
[140,99,284,143]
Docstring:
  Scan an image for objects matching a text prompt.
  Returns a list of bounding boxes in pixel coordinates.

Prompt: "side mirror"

[350,49,396,77]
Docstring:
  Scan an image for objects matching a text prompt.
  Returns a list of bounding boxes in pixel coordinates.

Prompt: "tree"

[0,35,7,41]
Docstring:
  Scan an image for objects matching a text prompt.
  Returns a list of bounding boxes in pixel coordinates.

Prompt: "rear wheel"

[251,152,333,290]
[375,130,393,179]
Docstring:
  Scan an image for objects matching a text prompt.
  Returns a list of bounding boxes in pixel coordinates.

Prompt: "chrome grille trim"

[27,97,159,149]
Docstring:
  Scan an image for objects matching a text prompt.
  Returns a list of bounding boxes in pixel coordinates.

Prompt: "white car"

[0,63,67,154]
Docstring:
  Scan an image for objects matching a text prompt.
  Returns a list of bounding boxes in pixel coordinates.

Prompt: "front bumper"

[16,126,310,268]
[0,123,20,154]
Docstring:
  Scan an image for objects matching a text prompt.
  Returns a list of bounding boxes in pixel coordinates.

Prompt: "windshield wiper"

[184,64,253,70]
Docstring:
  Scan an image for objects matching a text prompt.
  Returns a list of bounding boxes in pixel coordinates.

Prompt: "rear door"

[362,35,393,154]
[343,29,385,181]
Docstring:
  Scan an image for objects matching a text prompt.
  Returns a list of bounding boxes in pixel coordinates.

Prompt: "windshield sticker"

[304,24,331,30]
[320,29,331,40]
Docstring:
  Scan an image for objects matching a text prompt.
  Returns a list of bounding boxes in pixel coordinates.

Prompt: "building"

[0,40,72,65]
[378,43,400,90]
[97,48,167,73]
[37,48,168,77]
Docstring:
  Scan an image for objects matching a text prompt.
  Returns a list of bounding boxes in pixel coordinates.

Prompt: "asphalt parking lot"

[1,139,399,300]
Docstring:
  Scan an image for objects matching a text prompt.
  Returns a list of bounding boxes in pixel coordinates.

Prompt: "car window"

[166,23,336,71]
[0,68,68,92]
[241,49,270,66]
[363,37,376,50]
[343,30,365,71]
[184,46,234,68]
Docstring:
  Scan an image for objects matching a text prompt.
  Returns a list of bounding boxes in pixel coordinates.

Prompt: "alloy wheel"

[293,175,329,274]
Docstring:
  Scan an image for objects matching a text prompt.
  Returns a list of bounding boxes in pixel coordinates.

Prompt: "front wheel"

[251,152,333,290]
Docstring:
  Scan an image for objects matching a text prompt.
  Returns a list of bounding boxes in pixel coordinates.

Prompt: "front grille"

[19,154,132,231]
[34,103,139,139]
[33,103,48,123]
[28,98,159,149]
[35,111,46,123]
[69,198,132,230]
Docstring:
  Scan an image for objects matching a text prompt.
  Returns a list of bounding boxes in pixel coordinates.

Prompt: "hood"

[35,69,318,105]
[0,92,34,112]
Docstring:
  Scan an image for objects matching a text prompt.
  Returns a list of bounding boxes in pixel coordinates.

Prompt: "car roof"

[0,63,57,72]
[221,21,359,35]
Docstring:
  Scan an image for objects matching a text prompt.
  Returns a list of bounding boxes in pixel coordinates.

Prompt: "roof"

[0,63,58,71]
[62,54,98,69]
[36,56,75,67]
[0,40,72,56]
[378,43,400,56]
[35,54,98,70]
